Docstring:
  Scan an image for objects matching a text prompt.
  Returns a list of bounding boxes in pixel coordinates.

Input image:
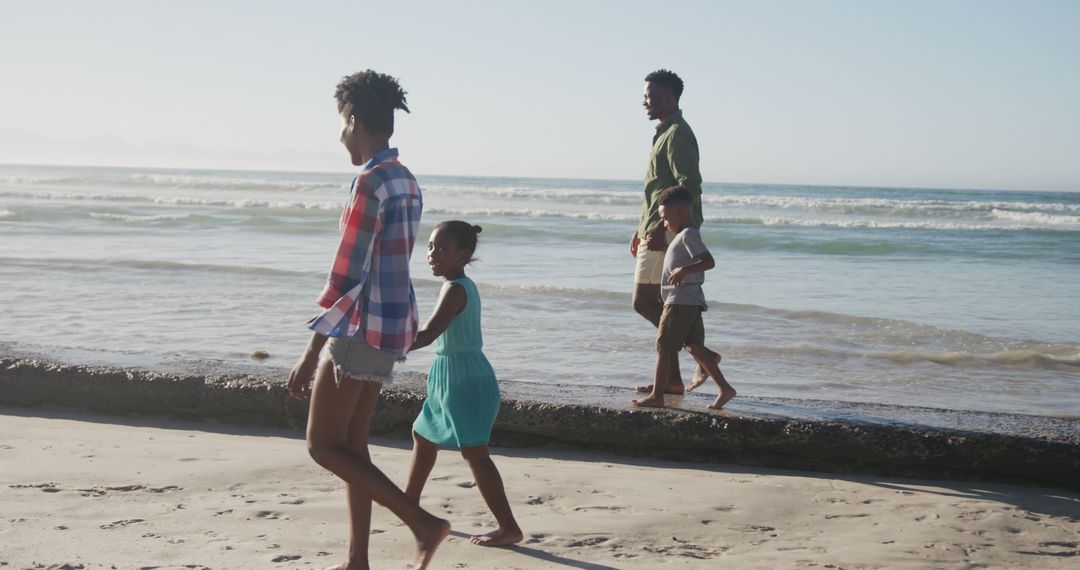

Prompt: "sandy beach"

[1,409,1077,569]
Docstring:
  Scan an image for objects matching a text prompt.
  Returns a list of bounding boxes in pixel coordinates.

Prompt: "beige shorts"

[326,336,396,386]
[633,229,676,285]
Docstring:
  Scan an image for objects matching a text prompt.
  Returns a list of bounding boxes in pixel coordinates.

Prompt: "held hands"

[287,352,318,400]
[644,224,668,252]
[630,234,640,258]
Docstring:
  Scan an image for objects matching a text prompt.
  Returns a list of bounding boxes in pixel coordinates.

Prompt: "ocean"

[1,163,1078,417]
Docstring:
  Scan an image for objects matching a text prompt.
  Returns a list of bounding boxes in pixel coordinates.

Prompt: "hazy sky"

[2,0,1078,191]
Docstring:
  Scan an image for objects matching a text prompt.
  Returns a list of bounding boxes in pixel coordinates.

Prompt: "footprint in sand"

[100,519,146,529]
[255,511,285,520]
[565,535,611,547]
[1015,541,1080,558]
[10,482,61,492]
[824,513,870,520]
[456,481,477,488]
[526,495,554,506]
[524,533,548,544]
[271,554,301,563]
[573,505,627,512]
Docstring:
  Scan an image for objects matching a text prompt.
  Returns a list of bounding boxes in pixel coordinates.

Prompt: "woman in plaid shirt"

[287,70,449,570]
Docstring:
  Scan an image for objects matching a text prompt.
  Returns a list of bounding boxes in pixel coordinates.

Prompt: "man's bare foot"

[708,389,737,410]
[631,394,666,408]
[634,383,685,394]
[470,527,524,547]
[688,351,722,392]
[412,517,451,570]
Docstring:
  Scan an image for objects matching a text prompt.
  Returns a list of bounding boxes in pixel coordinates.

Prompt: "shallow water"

[1,163,1078,416]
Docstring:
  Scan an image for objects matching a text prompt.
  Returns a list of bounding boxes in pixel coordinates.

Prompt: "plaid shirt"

[308,148,423,356]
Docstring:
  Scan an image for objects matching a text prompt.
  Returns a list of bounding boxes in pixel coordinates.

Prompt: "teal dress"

[413,277,501,448]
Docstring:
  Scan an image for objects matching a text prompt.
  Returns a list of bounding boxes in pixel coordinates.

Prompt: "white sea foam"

[0,189,341,210]
[755,216,1074,231]
[990,209,1080,227]
[423,206,638,221]
[0,173,341,192]
[88,212,197,223]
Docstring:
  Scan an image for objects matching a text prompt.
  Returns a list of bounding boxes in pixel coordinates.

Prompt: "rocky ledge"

[1,356,1077,489]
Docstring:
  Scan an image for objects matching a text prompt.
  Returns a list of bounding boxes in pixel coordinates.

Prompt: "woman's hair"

[335,70,410,135]
[437,220,482,261]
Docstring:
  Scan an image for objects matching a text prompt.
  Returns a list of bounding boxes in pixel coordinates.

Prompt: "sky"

[2,0,1079,191]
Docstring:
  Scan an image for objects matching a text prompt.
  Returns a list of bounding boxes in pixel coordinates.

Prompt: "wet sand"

[3,409,1078,569]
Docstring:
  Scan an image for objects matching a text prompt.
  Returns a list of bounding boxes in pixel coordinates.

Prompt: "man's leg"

[633,283,684,394]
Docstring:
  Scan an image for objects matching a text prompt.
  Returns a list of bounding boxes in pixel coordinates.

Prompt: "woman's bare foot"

[631,394,666,408]
[470,527,524,547]
[688,351,722,392]
[634,383,685,394]
[708,389,737,410]
[412,517,451,570]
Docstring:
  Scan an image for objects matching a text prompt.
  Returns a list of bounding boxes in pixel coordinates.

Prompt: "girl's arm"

[410,282,467,351]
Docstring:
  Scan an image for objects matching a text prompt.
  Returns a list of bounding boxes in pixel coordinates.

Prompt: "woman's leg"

[335,379,381,570]
[460,445,523,547]
[306,360,450,569]
[405,431,439,503]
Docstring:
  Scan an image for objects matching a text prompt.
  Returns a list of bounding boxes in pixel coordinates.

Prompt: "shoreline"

[2,355,1077,489]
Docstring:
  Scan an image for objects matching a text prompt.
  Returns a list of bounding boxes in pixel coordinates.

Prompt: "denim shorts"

[326,337,397,386]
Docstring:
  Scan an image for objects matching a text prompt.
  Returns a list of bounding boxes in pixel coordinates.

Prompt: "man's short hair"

[645,69,684,100]
[659,186,693,207]
[335,70,410,135]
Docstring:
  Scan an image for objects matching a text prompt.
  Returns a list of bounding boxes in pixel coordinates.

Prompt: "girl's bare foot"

[470,527,524,547]
[412,517,451,570]
[708,389,737,410]
[631,394,666,408]
[688,352,722,392]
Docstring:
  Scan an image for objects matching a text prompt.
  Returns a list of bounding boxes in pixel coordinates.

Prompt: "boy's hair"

[645,69,684,100]
[335,70,410,135]
[437,220,482,262]
[658,185,693,207]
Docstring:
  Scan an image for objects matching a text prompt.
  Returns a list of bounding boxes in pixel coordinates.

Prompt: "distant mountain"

[0,126,345,172]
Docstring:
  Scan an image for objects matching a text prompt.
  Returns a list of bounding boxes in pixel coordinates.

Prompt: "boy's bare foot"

[634,383,684,394]
[708,389,737,410]
[470,527,524,547]
[631,394,666,408]
[412,517,451,570]
[688,352,722,392]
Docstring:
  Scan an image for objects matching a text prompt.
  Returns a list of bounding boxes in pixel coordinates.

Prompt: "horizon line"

[0,160,1075,195]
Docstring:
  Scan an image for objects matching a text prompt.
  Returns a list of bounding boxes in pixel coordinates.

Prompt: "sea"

[1,163,1078,417]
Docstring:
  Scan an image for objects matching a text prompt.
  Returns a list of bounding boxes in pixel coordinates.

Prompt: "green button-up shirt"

[637,110,703,239]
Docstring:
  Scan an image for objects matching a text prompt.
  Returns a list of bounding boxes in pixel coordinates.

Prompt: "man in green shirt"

[631,69,719,395]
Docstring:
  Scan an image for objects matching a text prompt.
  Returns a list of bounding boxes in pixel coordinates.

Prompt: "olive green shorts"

[656,304,705,350]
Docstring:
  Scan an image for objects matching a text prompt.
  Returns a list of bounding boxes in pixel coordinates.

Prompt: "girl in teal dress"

[406,220,523,547]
